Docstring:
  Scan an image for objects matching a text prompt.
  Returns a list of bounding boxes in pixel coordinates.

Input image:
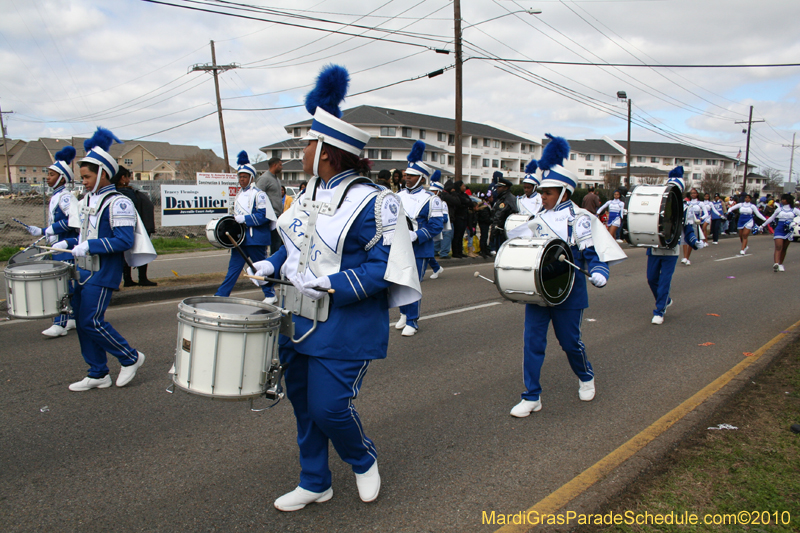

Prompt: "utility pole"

[0,103,13,193]
[626,98,632,188]
[453,0,463,182]
[735,106,764,197]
[190,41,238,170]
[782,132,796,186]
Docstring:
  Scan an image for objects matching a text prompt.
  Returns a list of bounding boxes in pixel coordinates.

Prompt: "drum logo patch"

[182,339,191,352]
[641,201,649,206]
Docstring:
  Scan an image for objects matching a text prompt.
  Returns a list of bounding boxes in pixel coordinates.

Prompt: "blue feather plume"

[407,140,425,163]
[668,165,684,178]
[55,146,76,164]
[83,127,121,153]
[305,64,349,118]
[237,150,250,166]
[539,133,569,171]
[524,160,538,174]
[430,169,441,183]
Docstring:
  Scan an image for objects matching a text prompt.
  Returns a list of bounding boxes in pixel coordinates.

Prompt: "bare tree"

[176,152,227,179]
[760,167,784,194]
[699,166,732,194]
[251,152,265,164]
[639,176,662,185]
[603,172,622,190]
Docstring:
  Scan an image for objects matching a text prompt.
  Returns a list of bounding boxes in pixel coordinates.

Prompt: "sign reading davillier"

[160,184,232,226]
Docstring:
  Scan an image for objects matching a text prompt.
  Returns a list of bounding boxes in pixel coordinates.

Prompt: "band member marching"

[517,167,543,218]
[248,65,420,511]
[395,141,444,336]
[597,190,625,242]
[728,194,766,255]
[427,169,450,279]
[760,193,800,271]
[682,188,709,264]
[26,146,80,337]
[509,134,626,417]
[214,151,277,303]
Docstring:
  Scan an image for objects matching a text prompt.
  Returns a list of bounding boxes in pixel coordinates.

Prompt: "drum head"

[192,300,272,317]
[660,185,682,248]
[214,216,245,248]
[538,240,575,306]
[8,247,44,264]
[7,261,64,274]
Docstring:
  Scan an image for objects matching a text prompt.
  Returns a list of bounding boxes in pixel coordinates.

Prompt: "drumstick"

[34,245,76,255]
[473,271,495,284]
[225,232,257,272]
[558,254,591,277]
[244,273,335,294]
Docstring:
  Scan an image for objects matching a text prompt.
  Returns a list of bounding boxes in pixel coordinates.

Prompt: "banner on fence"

[196,172,239,187]
[160,184,234,227]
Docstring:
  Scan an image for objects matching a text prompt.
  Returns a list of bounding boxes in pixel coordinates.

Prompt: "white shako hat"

[667,165,685,192]
[429,169,443,190]
[405,140,432,177]
[81,127,122,192]
[522,159,540,188]
[48,146,77,185]
[301,64,370,176]
[536,133,578,193]
[236,150,257,180]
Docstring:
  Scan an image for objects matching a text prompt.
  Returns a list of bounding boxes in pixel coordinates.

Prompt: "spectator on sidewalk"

[115,166,157,286]
[581,186,601,215]
[256,157,284,252]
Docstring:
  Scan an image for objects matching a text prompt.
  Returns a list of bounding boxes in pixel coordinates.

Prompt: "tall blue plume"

[55,146,76,164]
[83,127,121,152]
[524,159,538,174]
[237,150,250,166]
[305,64,349,118]
[539,133,569,171]
[407,140,425,163]
[430,169,441,183]
[668,165,684,178]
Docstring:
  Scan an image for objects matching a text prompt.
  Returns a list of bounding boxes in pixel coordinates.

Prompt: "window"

[570,154,576,160]
[636,156,646,163]
[293,127,302,137]
[492,159,499,168]
[381,127,396,136]
[584,169,594,176]
[448,155,455,166]
[472,138,478,147]
[585,154,595,161]
[471,158,478,169]
[493,140,500,149]
[402,127,411,138]
[520,162,526,172]
[381,149,392,160]
[438,132,446,142]
[482,159,490,167]
[651,157,659,163]
[448,134,455,146]
[19,176,27,183]
[124,158,133,166]
[693,173,701,180]
[368,149,379,159]
[501,142,507,151]
[42,167,47,173]
[694,159,701,165]
[33,177,38,183]
[19,167,26,173]
[711,159,717,165]
[483,138,491,147]
[422,152,428,162]
[599,155,608,162]
[419,129,426,139]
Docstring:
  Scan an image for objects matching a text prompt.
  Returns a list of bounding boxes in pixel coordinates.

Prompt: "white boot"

[274,486,333,512]
[578,378,596,401]
[394,314,407,330]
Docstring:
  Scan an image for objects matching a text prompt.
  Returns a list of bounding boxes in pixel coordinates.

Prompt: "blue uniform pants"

[399,257,428,329]
[522,304,593,401]
[72,283,138,378]
[646,254,677,317]
[215,244,274,298]
[53,258,75,327]
[280,344,377,493]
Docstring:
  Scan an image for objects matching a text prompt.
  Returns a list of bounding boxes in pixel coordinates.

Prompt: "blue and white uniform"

[762,204,800,240]
[397,184,444,330]
[647,207,700,318]
[517,192,542,217]
[728,201,766,230]
[597,198,625,227]
[701,199,716,224]
[215,183,276,298]
[45,186,79,327]
[64,185,140,378]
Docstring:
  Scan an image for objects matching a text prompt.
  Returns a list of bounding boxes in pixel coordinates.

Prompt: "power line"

[466,57,800,69]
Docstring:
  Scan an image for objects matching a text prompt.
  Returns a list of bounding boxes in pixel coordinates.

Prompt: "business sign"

[197,172,238,186]
[160,184,233,226]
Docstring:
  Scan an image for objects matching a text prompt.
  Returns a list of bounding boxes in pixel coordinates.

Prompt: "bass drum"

[206,215,245,249]
[622,183,682,249]
[494,237,575,306]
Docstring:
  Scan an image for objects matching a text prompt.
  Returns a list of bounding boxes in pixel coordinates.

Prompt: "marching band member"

[728,193,766,255]
[760,193,800,271]
[395,141,444,336]
[510,134,626,418]
[710,193,726,244]
[701,192,717,241]
[596,190,625,242]
[53,128,146,391]
[248,65,420,511]
[517,168,542,217]
[647,167,705,325]
[427,170,449,279]
[26,146,79,337]
[681,188,709,265]
[214,151,277,303]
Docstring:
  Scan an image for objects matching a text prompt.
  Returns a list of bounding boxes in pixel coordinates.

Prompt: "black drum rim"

[535,238,575,306]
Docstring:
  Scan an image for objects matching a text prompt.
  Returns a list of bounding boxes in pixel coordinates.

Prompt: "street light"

[617,91,631,188]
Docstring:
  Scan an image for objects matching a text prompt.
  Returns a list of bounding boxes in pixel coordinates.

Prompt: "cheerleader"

[701,192,718,241]
[760,193,800,271]
[682,188,708,265]
[728,194,766,255]
[596,190,625,242]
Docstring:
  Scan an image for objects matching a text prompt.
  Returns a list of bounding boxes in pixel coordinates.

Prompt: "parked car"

[0,184,9,195]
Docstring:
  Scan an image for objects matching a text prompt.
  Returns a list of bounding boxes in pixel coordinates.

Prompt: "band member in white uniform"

[728,194,766,255]
[248,65,420,512]
[26,146,79,337]
[596,190,625,242]
[427,169,449,279]
[682,188,709,265]
[517,170,542,217]
[760,193,800,271]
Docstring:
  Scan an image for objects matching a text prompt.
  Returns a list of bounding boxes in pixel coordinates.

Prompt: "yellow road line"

[495,318,800,533]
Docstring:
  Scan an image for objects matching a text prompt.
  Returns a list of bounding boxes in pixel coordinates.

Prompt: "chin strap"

[556,186,566,206]
[312,135,325,178]
[405,174,423,191]
[90,169,105,194]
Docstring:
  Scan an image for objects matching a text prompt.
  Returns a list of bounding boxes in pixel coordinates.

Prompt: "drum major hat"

[406,140,432,177]
[536,134,578,193]
[81,127,122,192]
[48,146,76,185]
[667,166,685,193]
[301,65,370,177]
[236,151,257,180]
[429,169,444,191]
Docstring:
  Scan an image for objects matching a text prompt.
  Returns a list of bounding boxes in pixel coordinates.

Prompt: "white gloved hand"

[408,230,418,242]
[72,240,91,257]
[234,214,246,224]
[45,226,55,236]
[52,241,69,250]
[299,276,331,301]
[590,272,607,288]
[697,241,708,249]
[27,225,42,236]
[246,260,274,286]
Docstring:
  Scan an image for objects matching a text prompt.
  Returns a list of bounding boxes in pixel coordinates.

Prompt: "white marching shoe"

[578,378,596,401]
[778,264,785,272]
[116,352,145,387]
[274,486,333,512]
[355,462,381,503]
[651,315,664,325]
[42,324,69,337]
[394,314,407,330]
[262,295,277,305]
[509,399,542,417]
[430,266,444,279]
[69,375,112,392]
[680,258,688,264]
[401,325,418,337]
[684,259,691,266]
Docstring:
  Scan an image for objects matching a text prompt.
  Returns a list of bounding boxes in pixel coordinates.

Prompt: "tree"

[699,166,732,194]
[176,152,227,180]
[251,152,265,164]
[760,167,783,194]
[603,172,622,190]
[639,176,662,185]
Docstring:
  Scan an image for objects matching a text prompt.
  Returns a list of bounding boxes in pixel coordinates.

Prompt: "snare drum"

[206,215,245,249]
[4,260,72,319]
[504,214,532,234]
[622,183,682,249]
[173,296,282,400]
[494,237,575,306]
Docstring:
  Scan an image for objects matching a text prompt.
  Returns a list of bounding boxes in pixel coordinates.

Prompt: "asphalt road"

[1,235,798,532]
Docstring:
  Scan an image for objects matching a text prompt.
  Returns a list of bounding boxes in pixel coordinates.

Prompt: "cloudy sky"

[2,0,799,178]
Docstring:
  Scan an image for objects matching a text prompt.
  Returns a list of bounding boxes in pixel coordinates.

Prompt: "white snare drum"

[504,213,532,234]
[494,237,575,306]
[792,216,800,240]
[173,296,283,400]
[622,183,682,249]
[4,260,72,319]
[206,215,245,249]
